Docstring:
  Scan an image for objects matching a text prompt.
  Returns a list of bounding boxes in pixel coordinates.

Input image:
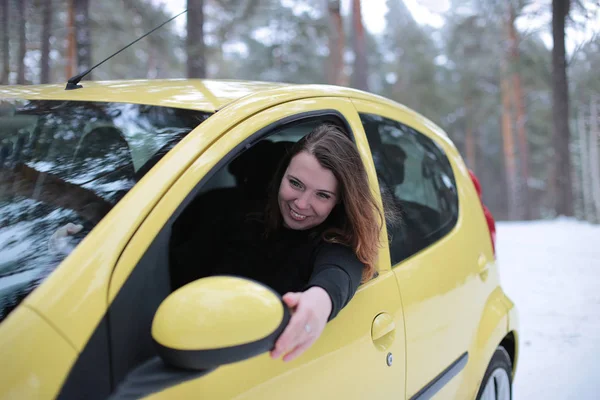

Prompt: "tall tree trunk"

[186,0,206,78]
[551,0,574,216]
[501,64,518,220]
[574,107,591,220]
[148,47,158,79]
[464,96,476,169]
[1,0,9,84]
[40,0,52,83]
[508,4,531,219]
[74,0,91,78]
[590,97,600,223]
[350,0,368,91]
[576,107,589,219]
[16,0,26,84]
[65,0,76,79]
[327,0,344,86]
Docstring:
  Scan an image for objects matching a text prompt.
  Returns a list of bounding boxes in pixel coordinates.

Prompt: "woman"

[258,124,383,362]
[173,123,383,362]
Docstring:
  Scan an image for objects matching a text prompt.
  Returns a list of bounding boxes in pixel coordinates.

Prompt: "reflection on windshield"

[0,99,211,322]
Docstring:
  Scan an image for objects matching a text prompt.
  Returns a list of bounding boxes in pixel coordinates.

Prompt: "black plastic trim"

[154,276,292,370]
[409,352,469,400]
[56,315,112,399]
[108,357,215,400]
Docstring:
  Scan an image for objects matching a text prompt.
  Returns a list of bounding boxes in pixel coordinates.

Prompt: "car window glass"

[0,99,210,323]
[360,113,458,265]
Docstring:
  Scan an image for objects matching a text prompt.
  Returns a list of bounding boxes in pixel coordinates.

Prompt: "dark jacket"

[171,215,364,320]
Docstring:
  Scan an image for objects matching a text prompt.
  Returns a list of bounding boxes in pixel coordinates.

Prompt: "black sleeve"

[304,243,364,321]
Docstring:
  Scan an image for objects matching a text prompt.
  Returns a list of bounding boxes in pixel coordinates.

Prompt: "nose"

[294,192,311,210]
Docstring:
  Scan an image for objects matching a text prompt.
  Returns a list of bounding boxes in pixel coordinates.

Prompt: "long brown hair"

[266,123,383,282]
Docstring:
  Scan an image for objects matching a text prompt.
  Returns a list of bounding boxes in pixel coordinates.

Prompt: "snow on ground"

[496,219,600,400]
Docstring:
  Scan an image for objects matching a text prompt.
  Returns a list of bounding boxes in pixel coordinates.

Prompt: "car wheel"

[476,346,512,400]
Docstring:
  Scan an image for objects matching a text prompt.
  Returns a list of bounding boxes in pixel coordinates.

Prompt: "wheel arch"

[467,287,510,397]
[500,330,519,378]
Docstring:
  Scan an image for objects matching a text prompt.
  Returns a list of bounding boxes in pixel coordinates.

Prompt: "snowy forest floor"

[496,219,600,399]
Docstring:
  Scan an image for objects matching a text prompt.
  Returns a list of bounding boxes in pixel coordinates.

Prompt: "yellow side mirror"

[152,276,290,370]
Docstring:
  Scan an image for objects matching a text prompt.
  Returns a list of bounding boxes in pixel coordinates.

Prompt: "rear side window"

[0,99,210,323]
[360,113,458,265]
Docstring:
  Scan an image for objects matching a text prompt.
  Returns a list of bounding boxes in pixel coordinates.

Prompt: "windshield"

[0,99,211,322]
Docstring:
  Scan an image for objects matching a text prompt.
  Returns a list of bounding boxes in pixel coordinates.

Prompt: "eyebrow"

[288,174,337,196]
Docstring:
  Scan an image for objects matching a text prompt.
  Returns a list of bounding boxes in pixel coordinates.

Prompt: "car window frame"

[351,99,460,268]
[104,98,388,395]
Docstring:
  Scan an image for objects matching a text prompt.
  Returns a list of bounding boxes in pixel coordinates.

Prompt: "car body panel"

[351,98,503,399]
[465,286,511,398]
[0,305,77,399]
[111,98,405,398]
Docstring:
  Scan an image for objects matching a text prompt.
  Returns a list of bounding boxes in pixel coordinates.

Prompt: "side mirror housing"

[152,276,290,370]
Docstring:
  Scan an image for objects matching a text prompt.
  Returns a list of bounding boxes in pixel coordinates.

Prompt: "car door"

[352,98,491,399]
[106,98,407,399]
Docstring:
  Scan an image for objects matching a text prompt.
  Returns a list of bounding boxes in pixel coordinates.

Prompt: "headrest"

[229,140,293,198]
[378,143,407,186]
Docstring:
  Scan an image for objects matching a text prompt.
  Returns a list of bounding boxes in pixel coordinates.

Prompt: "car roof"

[0,79,338,112]
[0,78,449,139]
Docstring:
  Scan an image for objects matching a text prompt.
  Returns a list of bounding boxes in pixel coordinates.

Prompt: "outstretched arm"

[303,243,363,320]
[270,243,364,362]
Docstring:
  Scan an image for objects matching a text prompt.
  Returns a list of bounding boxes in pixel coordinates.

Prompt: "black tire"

[476,346,513,400]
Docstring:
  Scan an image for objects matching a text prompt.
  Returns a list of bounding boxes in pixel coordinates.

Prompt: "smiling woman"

[171,122,383,363]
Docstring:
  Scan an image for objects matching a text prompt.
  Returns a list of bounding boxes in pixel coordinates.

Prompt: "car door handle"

[371,312,396,351]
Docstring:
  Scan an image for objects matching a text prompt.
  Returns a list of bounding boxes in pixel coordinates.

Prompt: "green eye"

[290,179,301,188]
[317,193,331,200]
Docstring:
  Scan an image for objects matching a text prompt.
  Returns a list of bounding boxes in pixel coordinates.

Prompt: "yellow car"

[0,79,518,400]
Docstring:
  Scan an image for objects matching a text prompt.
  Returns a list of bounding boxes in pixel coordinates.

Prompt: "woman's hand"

[270,286,332,362]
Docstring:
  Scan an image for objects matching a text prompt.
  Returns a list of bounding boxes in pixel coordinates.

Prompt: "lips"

[289,206,308,221]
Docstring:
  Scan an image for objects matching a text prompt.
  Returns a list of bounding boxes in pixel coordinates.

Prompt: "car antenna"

[65,9,187,90]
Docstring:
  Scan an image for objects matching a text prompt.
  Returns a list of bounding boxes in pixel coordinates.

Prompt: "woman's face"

[278,151,339,230]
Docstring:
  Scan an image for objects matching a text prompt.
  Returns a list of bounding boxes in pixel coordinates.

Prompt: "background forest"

[1,0,599,222]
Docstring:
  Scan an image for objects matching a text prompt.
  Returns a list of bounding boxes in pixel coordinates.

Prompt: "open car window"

[0,99,211,323]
